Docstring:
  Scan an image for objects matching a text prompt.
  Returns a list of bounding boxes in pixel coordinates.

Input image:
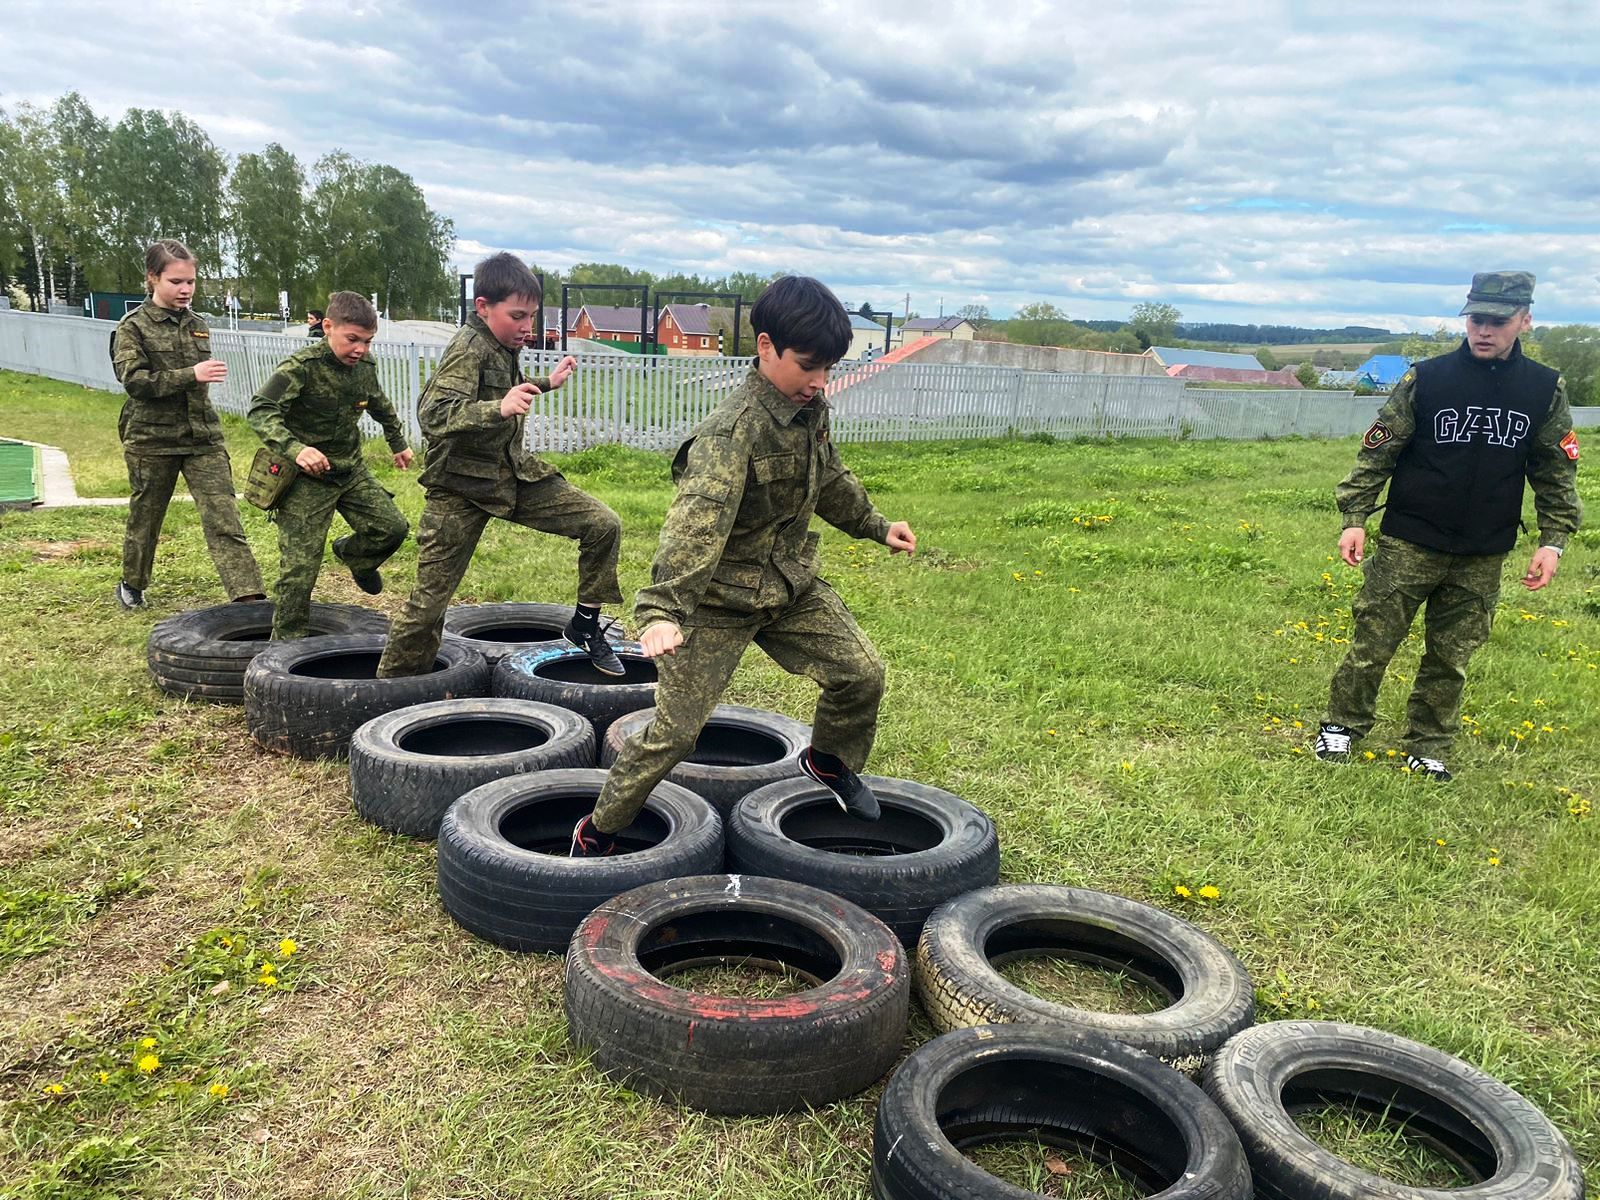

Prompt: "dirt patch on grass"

[19,537,114,561]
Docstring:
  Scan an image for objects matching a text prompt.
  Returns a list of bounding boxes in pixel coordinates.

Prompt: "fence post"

[1009,368,1024,434]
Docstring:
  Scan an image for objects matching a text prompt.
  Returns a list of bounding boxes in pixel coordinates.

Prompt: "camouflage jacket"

[415,314,555,514]
[111,303,225,454]
[635,367,890,630]
[247,340,408,473]
[1336,346,1582,551]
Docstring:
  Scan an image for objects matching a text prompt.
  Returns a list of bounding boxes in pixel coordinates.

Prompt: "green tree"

[1400,324,1455,361]
[229,143,306,313]
[1540,324,1600,405]
[1295,362,1319,389]
[0,102,65,307]
[46,93,110,300]
[1254,346,1281,371]
[955,303,990,328]
[1129,301,1182,347]
[1014,300,1064,321]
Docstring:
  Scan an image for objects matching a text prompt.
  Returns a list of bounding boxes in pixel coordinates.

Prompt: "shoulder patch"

[1560,430,1579,461]
[1401,369,1414,385]
[1362,420,1393,450]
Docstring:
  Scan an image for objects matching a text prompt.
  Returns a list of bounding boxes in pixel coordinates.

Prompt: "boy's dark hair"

[308,309,324,321]
[324,292,377,328]
[751,276,851,363]
[474,252,542,306]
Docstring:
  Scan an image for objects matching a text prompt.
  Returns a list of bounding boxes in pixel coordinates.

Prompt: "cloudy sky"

[4,0,1598,330]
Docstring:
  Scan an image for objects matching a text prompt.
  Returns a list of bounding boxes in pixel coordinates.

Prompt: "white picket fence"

[16,307,1591,452]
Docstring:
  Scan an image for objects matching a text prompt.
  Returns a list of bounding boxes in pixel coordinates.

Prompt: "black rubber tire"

[147,600,387,704]
[442,601,622,666]
[915,885,1254,1075]
[727,775,998,945]
[565,873,910,1114]
[872,1024,1252,1200]
[244,634,490,760]
[492,642,658,740]
[437,767,722,953]
[349,699,596,839]
[601,703,811,813]
[1204,1021,1584,1200]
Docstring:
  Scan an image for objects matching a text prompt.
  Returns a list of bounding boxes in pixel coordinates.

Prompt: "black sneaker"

[570,815,617,857]
[565,617,625,676]
[115,581,145,609]
[799,748,881,820]
[1314,723,1353,762]
[1406,754,1453,782]
[332,536,382,595]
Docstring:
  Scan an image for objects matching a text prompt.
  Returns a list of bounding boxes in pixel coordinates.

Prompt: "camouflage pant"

[122,450,264,599]
[1325,535,1504,757]
[592,579,886,833]
[270,467,409,639]
[376,478,623,677]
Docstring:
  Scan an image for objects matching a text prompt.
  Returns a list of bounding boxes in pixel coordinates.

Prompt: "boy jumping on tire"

[572,276,916,856]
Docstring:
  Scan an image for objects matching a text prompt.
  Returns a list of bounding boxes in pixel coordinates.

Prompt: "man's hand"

[549,355,578,389]
[1521,547,1561,591]
[295,446,331,476]
[193,359,228,384]
[500,382,539,418]
[393,448,414,470]
[886,521,917,555]
[639,622,684,658]
[1338,526,1366,567]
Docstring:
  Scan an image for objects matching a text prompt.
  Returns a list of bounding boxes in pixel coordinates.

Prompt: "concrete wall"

[912,338,1165,376]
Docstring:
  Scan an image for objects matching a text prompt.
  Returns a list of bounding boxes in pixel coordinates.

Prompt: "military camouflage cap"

[1460,270,1535,317]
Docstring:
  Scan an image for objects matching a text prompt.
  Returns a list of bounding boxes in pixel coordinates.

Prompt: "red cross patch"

[1560,430,1579,461]
[269,463,281,475]
[1362,420,1392,450]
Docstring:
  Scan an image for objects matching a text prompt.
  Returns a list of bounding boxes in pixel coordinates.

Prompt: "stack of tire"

[149,602,1587,1196]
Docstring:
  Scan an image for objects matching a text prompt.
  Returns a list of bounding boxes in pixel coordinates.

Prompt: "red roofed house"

[657,303,722,356]
[572,304,650,345]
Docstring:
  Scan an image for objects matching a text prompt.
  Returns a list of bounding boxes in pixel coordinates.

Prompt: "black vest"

[1382,340,1558,555]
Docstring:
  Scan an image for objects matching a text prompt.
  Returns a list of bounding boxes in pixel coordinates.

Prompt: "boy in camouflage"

[111,239,265,609]
[376,253,624,678]
[247,291,413,640]
[1317,271,1582,780]
[573,276,917,856]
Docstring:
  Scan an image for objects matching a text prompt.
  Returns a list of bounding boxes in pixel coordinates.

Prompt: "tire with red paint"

[565,874,910,1114]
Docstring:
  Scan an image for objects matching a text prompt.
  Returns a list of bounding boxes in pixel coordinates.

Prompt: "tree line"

[0,92,454,318]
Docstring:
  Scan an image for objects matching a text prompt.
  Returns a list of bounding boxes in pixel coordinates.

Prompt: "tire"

[437,767,721,953]
[727,775,998,945]
[601,704,811,814]
[442,601,622,666]
[244,634,490,760]
[147,600,387,704]
[1204,1021,1584,1200]
[565,873,910,1114]
[350,699,596,838]
[915,885,1254,1075]
[872,1025,1252,1200]
[492,642,658,740]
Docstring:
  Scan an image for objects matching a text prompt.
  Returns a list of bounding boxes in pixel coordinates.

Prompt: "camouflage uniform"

[247,340,411,639]
[592,367,891,833]
[376,314,622,677]
[1326,363,1582,757]
[112,303,263,598]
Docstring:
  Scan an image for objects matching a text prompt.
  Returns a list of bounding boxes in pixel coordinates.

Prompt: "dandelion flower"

[1487,856,1502,867]
[1305,998,1321,1010]
[139,1037,157,1050]
[209,1083,230,1098]
[1120,761,1133,771]
[43,1083,64,1095]
[1435,838,1447,847]
[279,938,298,958]
[98,1072,110,1084]
[1173,885,1192,899]
[257,975,279,989]
[1386,749,1398,758]
[1363,751,1376,761]
[137,1054,160,1074]
[1198,885,1221,901]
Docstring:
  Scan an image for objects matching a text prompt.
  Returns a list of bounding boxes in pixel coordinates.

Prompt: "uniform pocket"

[751,453,800,484]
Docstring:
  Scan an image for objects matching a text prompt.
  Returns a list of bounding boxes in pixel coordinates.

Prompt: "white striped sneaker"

[1405,755,1453,782]
[1314,723,1353,762]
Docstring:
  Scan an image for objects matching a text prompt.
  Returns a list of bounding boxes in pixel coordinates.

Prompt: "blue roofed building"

[1355,355,1413,390]
[848,313,892,360]
[1146,346,1270,371]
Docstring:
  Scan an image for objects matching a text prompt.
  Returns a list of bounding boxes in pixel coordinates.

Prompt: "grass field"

[2,367,1596,1199]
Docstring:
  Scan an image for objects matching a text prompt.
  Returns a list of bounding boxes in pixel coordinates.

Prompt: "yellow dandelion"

[1386,749,1398,757]
[1291,720,1303,729]
[98,1071,110,1084]
[1487,856,1502,867]
[139,1037,157,1050]
[1305,998,1321,1010]
[1363,751,1376,761]
[137,1054,160,1074]
[1173,885,1192,899]
[209,1083,230,1098]
[1198,885,1221,901]
[278,938,298,958]
[1434,838,1447,847]
[1011,572,1023,581]
[43,1083,65,1095]
[1120,761,1133,771]
[258,975,279,989]
[1067,586,1081,593]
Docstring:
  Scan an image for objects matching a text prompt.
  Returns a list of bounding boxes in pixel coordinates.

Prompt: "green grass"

[2,368,1597,1198]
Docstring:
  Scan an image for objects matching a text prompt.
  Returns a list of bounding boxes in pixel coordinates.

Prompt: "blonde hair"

[144,239,197,289]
